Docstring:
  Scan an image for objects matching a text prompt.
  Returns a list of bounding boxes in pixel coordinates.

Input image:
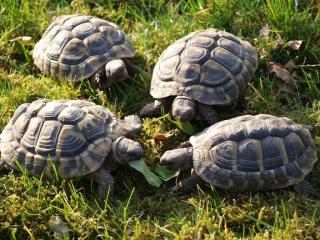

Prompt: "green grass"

[0,0,320,239]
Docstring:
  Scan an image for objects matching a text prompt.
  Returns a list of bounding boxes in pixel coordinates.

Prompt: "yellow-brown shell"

[190,114,318,191]
[33,14,135,82]
[0,99,133,179]
[151,29,258,105]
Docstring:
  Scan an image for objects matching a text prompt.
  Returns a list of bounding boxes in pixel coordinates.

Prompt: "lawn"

[0,0,319,239]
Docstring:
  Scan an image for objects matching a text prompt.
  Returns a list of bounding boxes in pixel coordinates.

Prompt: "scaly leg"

[295,180,314,198]
[171,174,205,193]
[88,167,114,199]
[196,102,219,126]
[139,98,172,118]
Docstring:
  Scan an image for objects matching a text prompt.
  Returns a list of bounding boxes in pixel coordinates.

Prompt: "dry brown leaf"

[287,40,303,50]
[259,24,269,39]
[49,215,70,239]
[9,36,32,42]
[284,59,297,70]
[270,64,297,91]
[153,134,167,142]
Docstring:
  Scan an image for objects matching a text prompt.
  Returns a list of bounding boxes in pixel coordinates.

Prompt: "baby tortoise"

[0,99,144,198]
[140,29,258,126]
[33,14,136,87]
[160,114,318,195]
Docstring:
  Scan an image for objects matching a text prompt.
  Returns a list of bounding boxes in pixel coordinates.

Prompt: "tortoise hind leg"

[294,180,314,197]
[172,174,205,193]
[88,167,114,199]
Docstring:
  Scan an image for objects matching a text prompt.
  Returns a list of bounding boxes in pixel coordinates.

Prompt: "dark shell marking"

[190,114,318,191]
[151,29,258,105]
[33,14,135,82]
[0,99,134,179]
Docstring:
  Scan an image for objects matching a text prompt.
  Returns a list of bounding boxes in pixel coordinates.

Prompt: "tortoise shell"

[0,99,133,179]
[190,114,318,191]
[151,29,258,105]
[33,14,135,81]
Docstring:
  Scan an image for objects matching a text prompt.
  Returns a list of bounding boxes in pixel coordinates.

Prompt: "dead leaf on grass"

[270,64,298,92]
[153,134,167,142]
[259,24,269,39]
[9,36,32,42]
[287,40,303,50]
[49,215,70,240]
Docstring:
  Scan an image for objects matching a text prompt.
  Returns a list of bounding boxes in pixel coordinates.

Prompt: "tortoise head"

[105,59,128,85]
[171,96,196,122]
[160,147,193,171]
[112,136,144,164]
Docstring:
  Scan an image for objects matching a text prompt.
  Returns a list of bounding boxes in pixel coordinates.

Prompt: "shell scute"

[59,38,89,65]
[55,125,88,157]
[46,30,73,61]
[72,21,98,39]
[187,36,215,49]
[283,132,305,162]
[200,59,231,87]
[84,32,112,55]
[77,113,106,142]
[237,139,261,172]
[58,106,85,124]
[175,63,200,86]
[35,120,62,155]
[37,101,66,120]
[181,46,208,64]
[12,113,31,141]
[21,117,44,153]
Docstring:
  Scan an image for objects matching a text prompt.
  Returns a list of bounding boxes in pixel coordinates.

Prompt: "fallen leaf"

[153,134,167,142]
[155,164,179,181]
[9,36,32,42]
[284,59,297,70]
[128,160,162,187]
[49,215,70,240]
[259,24,269,39]
[162,113,197,136]
[273,33,284,50]
[270,64,297,91]
[287,40,303,50]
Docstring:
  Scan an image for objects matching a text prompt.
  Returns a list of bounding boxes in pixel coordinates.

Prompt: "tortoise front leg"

[196,102,219,126]
[90,68,106,89]
[172,174,205,193]
[139,98,172,118]
[88,167,114,199]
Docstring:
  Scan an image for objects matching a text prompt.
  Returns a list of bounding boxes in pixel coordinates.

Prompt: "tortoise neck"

[103,153,120,171]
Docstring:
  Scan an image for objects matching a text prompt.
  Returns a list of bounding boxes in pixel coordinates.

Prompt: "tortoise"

[33,14,136,87]
[0,99,144,198]
[160,114,318,195]
[139,28,258,126]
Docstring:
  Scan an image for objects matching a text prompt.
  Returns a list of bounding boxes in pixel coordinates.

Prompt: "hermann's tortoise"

[160,114,318,194]
[0,99,144,198]
[33,14,136,86]
[140,28,258,126]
